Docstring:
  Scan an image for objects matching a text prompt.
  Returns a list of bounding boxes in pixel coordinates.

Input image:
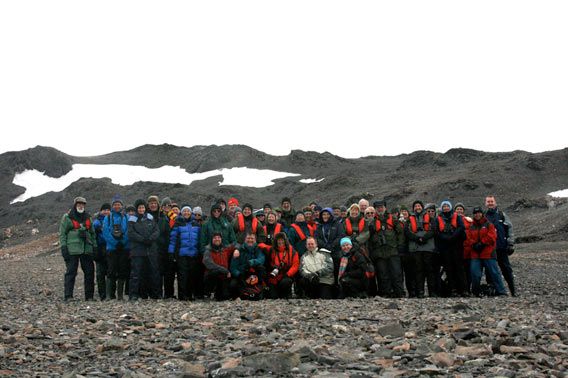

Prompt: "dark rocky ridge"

[1,144,568,247]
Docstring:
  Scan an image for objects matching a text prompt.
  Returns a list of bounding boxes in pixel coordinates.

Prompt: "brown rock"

[430,352,455,367]
[221,358,241,369]
[393,342,411,352]
[455,344,493,357]
[499,345,528,354]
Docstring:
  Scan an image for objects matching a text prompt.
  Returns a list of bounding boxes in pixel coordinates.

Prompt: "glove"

[506,245,515,256]
[61,246,70,263]
[472,242,485,252]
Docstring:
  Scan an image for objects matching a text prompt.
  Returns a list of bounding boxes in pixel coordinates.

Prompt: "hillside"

[1,144,568,247]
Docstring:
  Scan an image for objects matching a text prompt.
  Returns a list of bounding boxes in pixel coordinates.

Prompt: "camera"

[270,268,279,277]
[112,224,123,239]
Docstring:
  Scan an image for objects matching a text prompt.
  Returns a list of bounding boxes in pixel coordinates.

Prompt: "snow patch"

[299,178,325,184]
[548,189,568,198]
[11,164,300,203]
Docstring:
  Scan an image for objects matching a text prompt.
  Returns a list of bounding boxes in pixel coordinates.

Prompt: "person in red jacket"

[464,207,507,297]
[202,233,235,301]
[265,232,299,299]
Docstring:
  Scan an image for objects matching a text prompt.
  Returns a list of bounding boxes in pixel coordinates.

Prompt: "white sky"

[1,1,567,158]
[11,164,303,203]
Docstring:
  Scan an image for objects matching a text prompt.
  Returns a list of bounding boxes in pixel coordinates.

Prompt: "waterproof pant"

[177,256,202,300]
[204,272,230,301]
[338,276,367,298]
[106,248,130,299]
[470,258,506,296]
[160,252,177,299]
[496,249,516,295]
[401,254,418,297]
[441,246,467,295]
[298,276,333,299]
[129,254,161,300]
[64,254,95,300]
[374,255,405,297]
[267,276,294,299]
[415,251,438,297]
[95,259,108,300]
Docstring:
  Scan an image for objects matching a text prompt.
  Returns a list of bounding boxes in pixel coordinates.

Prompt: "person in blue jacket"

[102,194,130,300]
[169,205,202,300]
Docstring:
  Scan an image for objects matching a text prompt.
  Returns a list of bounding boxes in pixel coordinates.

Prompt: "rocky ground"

[1,240,567,377]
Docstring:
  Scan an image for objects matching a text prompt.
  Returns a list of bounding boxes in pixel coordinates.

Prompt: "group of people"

[59,193,516,302]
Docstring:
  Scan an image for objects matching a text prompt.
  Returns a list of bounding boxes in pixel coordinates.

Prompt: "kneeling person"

[299,237,334,299]
[203,233,235,301]
[338,238,368,298]
[229,233,266,300]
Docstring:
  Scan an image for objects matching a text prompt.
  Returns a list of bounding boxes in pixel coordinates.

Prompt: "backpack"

[240,280,264,300]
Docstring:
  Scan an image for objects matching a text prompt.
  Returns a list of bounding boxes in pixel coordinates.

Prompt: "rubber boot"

[117,279,125,300]
[106,279,116,300]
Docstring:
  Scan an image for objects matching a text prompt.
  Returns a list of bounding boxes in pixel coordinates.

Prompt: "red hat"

[228,197,239,206]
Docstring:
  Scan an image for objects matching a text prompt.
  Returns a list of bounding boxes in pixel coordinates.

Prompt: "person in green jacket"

[59,196,97,301]
[200,203,237,251]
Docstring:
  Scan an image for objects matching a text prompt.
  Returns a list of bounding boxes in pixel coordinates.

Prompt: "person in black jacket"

[315,207,345,296]
[127,199,161,300]
[337,238,368,298]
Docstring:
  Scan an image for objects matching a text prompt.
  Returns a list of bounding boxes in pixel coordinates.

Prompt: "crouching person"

[298,237,334,299]
[203,233,235,301]
[229,233,266,300]
[265,233,300,299]
[337,238,368,298]
[59,197,97,301]
[464,207,507,297]
[127,199,161,300]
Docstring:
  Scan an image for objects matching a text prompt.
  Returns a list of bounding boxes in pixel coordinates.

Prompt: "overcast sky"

[1,1,567,159]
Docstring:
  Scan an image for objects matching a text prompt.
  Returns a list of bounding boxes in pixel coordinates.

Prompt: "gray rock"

[377,322,405,338]
[242,352,301,374]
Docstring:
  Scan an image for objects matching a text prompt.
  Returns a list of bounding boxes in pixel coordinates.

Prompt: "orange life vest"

[290,224,308,241]
[437,213,458,232]
[263,223,282,237]
[409,213,431,233]
[376,214,395,231]
[345,218,365,236]
[237,213,258,233]
[307,223,317,237]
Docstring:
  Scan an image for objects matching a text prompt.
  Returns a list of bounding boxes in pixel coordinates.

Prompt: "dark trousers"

[463,258,472,293]
[64,254,95,300]
[129,254,161,300]
[401,254,417,297]
[204,272,230,301]
[298,276,333,299]
[267,277,294,299]
[415,251,438,297]
[441,247,467,295]
[496,249,515,295]
[95,259,108,300]
[177,256,202,300]
[160,253,177,299]
[107,248,130,280]
[338,276,367,298]
[374,255,405,297]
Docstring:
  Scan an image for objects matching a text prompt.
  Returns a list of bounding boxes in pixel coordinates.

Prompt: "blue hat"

[440,200,452,211]
[112,194,124,206]
[340,237,352,246]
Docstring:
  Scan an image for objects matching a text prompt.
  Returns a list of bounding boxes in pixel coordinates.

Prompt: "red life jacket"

[290,224,308,241]
[307,223,317,237]
[263,223,282,237]
[345,218,365,236]
[376,214,395,230]
[237,213,258,233]
[437,213,458,232]
[409,213,431,233]
[71,217,91,230]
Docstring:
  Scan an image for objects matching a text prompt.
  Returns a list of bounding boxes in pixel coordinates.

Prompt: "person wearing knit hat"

[127,197,161,300]
[103,193,130,301]
[168,202,202,300]
[340,206,348,221]
[59,195,96,301]
[263,203,272,215]
[337,235,367,299]
[404,199,437,298]
[161,197,172,207]
[192,206,205,226]
[100,203,111,212]
[254,210,266,227]
[368,198,406,298]
[199,202,237,251]
[125,205,136,216]
[436,199,467,297]
[232,203,266,245]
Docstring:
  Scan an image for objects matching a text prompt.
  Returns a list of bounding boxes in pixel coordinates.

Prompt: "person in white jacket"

[298,237,334,299]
